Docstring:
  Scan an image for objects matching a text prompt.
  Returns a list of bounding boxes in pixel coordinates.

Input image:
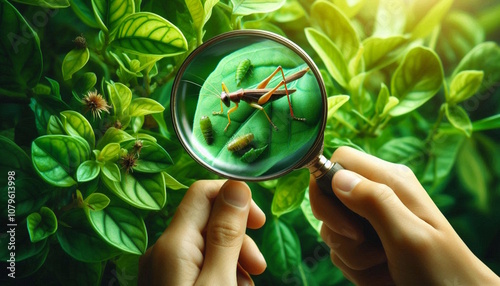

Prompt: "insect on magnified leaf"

[214,66,310,132]
[227,133,254,152]
[200,115,214,145]
[235,59,253,86]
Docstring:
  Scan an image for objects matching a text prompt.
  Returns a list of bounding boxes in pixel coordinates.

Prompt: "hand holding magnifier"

[171,30,378,242]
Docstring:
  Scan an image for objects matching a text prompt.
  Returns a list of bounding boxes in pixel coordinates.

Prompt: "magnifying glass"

[171,30,376,240]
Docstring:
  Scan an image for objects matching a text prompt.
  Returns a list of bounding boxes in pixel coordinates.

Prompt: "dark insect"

[213,66,310,131]
[235,59,252,87]
[200,116,214,145]
[227,133,254,152]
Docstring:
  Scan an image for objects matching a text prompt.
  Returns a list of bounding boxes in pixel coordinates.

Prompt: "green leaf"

[452,42,500,92]
[86,205,148,254]
[362,36,408,72]
[76,160,100,182]
[11,0,69,7]
[185,0,204,32]
[331,0,365,18]
[102,171,166,210]
[91,0,135,33]
[376,137,426,175]
[203,0,219,27]
[448,70,484,104]
[372,0,406,37]
[162,172,188,190]
[310,0,360,61]
[111,12,188,56]
[271,169,309,217]
[32,135,90,187]
[445,103,472,137]
[375,83,390,115]
[60,110,95,148]
[57,209,121,262]
[85,193,110,211]
[96,127,134,149]
[381,96,399,117]
[128,97,165,117]
[262,218,301,276]
[62,48,90,81]
[46,114,65,136]
[0,135,33,172]
[69,0,99,28]
[101,161,121,182]
[98,142,121,162]
[121,139,172,172]
[191,41,323,177]
[0,0,43,98]
[74,72,98,95]
[27,207,57,243]
[107,81,132,118]
[327,95,350,120]
[410,0,453,39]
[390,47,444,117]
[300,188,322,235]
[472,114,500,131]
[305,28,348,88]
[270,0,305,23]
[231,0,285,16]
[456,139,490,211]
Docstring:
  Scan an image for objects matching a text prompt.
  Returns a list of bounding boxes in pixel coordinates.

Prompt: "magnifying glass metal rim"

[171,29,328,181]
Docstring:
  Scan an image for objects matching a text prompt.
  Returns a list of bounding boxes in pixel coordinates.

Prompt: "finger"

[320,224,386,271]
[332,169,433,245]
[239,235,267,275]
[197,180,252,283]
[331,252,395,286]
[247,200,266,230]
[309,175,362,241]
[237,263,255,286]
[331,147,443,224]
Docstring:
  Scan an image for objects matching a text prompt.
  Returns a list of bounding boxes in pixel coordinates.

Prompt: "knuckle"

[208,220,243,248]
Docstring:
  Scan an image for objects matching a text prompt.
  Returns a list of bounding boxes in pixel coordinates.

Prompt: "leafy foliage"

[0,0,499,284]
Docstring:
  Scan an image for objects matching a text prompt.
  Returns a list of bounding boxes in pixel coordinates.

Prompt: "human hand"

[310,146,500,285]
[138,180,266,286]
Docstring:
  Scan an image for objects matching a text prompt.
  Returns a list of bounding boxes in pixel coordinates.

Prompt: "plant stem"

[425,103,446,146]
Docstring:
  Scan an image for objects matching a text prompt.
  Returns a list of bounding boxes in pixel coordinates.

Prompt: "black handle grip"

[312,159,380,244]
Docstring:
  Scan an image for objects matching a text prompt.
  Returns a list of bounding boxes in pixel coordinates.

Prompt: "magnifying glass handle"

[308,155,380,244]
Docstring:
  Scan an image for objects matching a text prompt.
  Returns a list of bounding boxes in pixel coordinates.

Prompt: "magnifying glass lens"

[172,31,326,181]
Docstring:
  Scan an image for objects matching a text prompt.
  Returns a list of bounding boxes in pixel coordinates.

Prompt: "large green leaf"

[310,0,360,61]
[60,110,95,148]
[27,207,57,243]
[305,27,348,88]
[57,209,121,262]
[11,0,69,8]
[192,41,323,177]
[271,169,309,217]
[472,114,500,131]
[102,171,166,210]
[231,0,285,16]
[390,46,444,117]
[96,127,134,149]
[69,0,99,28]
[91,0,135,33]
[409,0,453,39]
[448,70,484,104]
[111,12,188,56]
[362,36,408,72]
[128,97,165,116]
[121,139,172,172]
[62,48,90,81]
[32,135,90,187]
[445,103,472,137]
[0,0,43,98]
[76,160,100,182]
[107,81,132,117]
[452,42,500,92]
[376,137,426,175]
[262,218,301,276]
[87,205,148,254]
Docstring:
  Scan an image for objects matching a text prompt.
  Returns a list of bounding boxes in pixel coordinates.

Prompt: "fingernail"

[223,187,250,208]
[334,170,361,192]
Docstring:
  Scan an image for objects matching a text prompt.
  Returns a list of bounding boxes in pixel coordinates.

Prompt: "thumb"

[332,169,424,243]
[197,180,251,285]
